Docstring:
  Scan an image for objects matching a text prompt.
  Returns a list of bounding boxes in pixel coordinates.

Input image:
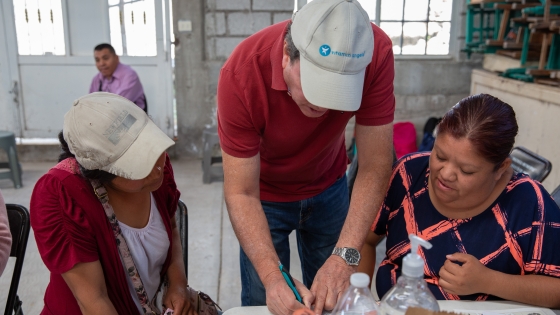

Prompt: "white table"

[223,300,560,315]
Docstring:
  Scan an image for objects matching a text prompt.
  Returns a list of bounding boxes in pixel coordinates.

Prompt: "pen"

[278,261,303,303]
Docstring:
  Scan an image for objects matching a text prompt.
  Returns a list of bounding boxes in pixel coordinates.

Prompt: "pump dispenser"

[403,234,432,277]
[379,234,439,315]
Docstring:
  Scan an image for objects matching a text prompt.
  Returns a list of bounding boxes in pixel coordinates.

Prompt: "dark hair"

[437,94,518,170]
[94,43,116,55]
[58,131,117,184]
[284,22,300,64]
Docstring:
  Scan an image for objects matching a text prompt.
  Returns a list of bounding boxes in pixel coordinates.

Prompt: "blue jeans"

[240,175,349,306]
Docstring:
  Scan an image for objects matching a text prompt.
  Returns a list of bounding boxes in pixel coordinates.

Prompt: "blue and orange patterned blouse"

[373,153,560,300]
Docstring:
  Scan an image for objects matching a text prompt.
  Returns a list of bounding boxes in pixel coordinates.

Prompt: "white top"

[118,194,170,313]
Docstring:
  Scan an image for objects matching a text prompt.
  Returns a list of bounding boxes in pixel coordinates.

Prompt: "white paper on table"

[221,301,559,315]
[438,301,556,315]
[450,308,553,315]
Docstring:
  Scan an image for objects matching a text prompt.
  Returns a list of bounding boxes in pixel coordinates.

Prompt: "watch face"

[344,248,360,264]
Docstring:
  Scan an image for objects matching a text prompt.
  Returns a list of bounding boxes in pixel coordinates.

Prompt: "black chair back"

[510,146,552,182]
[175,200,188,274]
[5,204,30,315]
[551,185,560,209]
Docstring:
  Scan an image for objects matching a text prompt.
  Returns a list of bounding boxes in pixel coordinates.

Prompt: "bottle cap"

[402,234,432,277]
[350,272,370,288]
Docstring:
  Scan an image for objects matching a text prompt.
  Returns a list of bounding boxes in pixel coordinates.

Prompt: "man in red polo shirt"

[217,0,395,314]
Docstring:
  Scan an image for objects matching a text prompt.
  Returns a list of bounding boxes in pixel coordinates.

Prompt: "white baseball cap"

[63,92,175,180]
[291,0,374,112]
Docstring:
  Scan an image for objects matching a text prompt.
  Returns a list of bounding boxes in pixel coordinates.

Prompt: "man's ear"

[282,40,290,69]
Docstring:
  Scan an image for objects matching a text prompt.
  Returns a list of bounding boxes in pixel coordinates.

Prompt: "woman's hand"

[163,282,195,315]
[438,253,494,296]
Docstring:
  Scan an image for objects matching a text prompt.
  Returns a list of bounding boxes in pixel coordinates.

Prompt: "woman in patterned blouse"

[359,94,560,308]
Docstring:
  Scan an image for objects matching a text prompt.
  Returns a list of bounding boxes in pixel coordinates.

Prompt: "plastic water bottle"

[331,272,379,315]
[379,234,440,315]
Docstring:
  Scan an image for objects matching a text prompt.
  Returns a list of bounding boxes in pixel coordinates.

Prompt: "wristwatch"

[332,247,361,266]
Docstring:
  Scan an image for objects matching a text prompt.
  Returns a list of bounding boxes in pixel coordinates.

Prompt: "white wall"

[471,69,560,192]
[0,1,20,134]
[66,1,109,56]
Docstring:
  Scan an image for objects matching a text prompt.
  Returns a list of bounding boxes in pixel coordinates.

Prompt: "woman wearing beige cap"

[30,93,218,315]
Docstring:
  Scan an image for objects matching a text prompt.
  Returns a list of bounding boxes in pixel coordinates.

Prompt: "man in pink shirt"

[89,43,147,112]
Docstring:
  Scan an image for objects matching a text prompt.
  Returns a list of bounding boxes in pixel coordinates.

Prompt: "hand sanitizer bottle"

[332,272,379,315]
[379,234,439,315]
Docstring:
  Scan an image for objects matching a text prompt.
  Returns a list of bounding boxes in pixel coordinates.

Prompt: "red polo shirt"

[217,20,395,202]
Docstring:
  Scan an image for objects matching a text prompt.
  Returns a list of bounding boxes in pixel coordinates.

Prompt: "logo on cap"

[319,45,331,56]
[103,110,137,145]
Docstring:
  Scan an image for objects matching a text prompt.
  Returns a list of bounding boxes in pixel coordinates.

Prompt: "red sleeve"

[355,25,396,126]
[163,154,180,219]
[30,174,98,274]
[217,68,261,158]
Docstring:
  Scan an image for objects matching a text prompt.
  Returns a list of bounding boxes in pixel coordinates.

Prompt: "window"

[12,0,66,55]
[108,0,157,56]
[303,0,453,56]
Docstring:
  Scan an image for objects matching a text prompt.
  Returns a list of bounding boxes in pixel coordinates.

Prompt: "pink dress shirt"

[89,63,146,111]
[0,190,12,276]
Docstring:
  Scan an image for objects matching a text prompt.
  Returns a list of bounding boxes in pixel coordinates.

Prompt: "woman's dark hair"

[437,94,518,170]
[58,131,117,184]
[284,22,300,64]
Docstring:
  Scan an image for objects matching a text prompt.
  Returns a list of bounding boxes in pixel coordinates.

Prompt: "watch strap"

[332,246,360,266]
[332,247,345,257]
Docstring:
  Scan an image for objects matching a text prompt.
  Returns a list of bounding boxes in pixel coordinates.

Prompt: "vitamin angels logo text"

[319,44,366,59]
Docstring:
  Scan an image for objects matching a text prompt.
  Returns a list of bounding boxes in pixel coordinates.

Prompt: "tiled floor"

[0,157,383,313]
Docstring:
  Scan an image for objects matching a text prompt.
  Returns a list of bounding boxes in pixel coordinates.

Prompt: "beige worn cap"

[63,92,175,180]
[291,0,374,112]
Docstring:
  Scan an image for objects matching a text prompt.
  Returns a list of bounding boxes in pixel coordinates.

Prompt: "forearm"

[77,297,118,315]
[222,151,283,287]
[62,261,119,315]
[339,168,391,250]
[357,243,376,281]
[358,232,381,283]
[485,271,560,308]
[338,125,392,250]
[226,192,282,286]
[166,225,188,288]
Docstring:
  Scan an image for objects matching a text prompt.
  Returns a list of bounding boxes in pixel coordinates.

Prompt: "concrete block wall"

[173,0,293,157]
[393,58,481,145]
[205,0,293,98]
